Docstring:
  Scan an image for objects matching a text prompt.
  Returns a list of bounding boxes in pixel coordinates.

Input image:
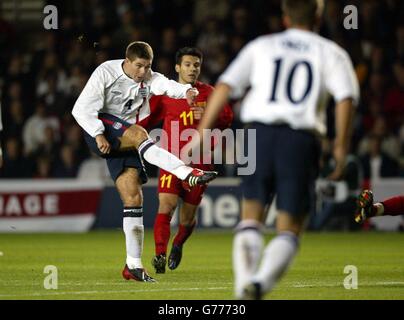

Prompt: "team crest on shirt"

[111,90,123,104]
[113,122,122,130]
[139,86,149,98]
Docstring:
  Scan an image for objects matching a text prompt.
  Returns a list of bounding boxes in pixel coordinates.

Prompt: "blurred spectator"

[360,134,400,181]
[193,0,230,27]
[52,144,80,178]
[22,101,60,156]
[64,124,89,163]
[36,125,60,162]
[5,100,25,138]
[384,62,404,132]
[2,138,31,178]
[33,156,52,179]
[77,153,109,181]
[358,116,401,161]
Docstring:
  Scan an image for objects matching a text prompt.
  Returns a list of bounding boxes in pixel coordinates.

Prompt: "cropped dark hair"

[175,47,203,65]
[282,0,319,27]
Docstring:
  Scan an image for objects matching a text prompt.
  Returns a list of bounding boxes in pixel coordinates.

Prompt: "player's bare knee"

[124,125,149,149]
[122,191,143,207]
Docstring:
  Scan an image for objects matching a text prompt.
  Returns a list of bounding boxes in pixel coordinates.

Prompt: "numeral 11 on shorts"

[160,174,172,188]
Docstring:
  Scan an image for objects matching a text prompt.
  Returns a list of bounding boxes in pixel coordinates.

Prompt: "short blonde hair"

[126,41,154,61]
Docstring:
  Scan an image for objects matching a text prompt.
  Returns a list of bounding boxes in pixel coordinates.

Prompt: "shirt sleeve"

[324,45,360,106]
[150,72,192,99]
[72,66,106,137]
[218,41,255,99]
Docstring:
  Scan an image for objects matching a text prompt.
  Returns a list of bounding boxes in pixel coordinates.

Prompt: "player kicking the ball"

[72,41,217,282]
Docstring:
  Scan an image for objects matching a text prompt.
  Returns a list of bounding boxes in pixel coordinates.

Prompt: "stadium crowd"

[0,0,403,183]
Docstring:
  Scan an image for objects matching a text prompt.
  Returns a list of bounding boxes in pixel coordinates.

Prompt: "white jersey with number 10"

[219,28,360,136]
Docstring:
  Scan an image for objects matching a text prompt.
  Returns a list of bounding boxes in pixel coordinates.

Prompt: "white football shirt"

[219,28,360,135]
[72,59,192,137]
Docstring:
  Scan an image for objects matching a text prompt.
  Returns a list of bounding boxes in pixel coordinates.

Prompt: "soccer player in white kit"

[194,0,359,298]
[72,41,217,282]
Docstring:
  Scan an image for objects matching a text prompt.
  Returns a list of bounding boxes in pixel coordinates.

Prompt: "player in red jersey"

[355,190,404,223]
[147,47,233,273]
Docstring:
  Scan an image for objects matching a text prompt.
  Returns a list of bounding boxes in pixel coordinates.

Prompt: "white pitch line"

[291,281,404,288]
[0,281,234,287]
[2,281,404,298]
[0,286,232,298]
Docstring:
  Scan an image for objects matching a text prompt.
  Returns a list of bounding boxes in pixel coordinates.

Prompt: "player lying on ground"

[72,41,217,282]
[144,47,233,274]
[355,190,404,223]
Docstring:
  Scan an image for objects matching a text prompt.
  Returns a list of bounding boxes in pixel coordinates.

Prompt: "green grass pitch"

[0,231,404,300]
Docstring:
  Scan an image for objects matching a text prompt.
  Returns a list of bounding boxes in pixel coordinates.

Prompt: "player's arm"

[72,67,110,154]
[329,98,355,180]
[150,72,198,105]
[325,46,360,180]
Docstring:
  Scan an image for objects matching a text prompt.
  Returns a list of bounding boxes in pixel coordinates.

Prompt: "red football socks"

[173,221,196,247]
[154,213,171,256]
[381,195,404,216]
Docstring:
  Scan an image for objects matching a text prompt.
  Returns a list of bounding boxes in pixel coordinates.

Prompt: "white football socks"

[233,220,264,298]
[138,138,192,180]
[123,207,144,269]
[252,231,299,293]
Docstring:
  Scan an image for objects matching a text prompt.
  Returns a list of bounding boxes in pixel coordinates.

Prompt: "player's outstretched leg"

[355,190,375,224]
[121,127,218,188]
[182,168,217,191]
